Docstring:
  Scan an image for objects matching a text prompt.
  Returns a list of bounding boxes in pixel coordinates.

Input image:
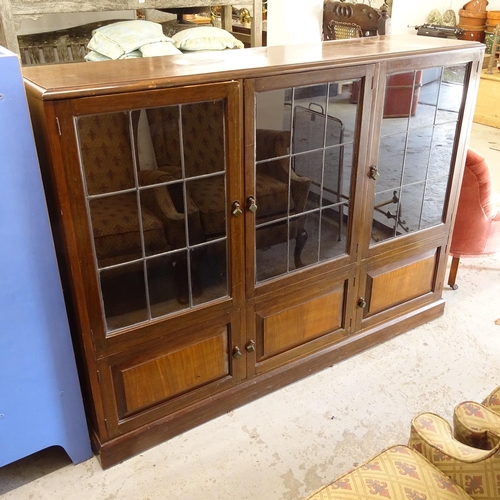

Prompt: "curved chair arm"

[409,412,500,499]
[255,129,309,183]
[454,401,500,450]
[138,169,198,219]
[255,128,311,215]
[138,169,203,250]
[482,385,500,415]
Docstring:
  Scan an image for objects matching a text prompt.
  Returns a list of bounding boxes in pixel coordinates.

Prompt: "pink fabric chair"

[448,148,500,289]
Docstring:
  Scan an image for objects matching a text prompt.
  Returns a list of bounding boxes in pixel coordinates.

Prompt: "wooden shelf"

[0,0,263,56]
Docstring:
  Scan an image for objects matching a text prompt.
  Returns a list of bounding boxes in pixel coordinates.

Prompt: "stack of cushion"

[85,20,244,61]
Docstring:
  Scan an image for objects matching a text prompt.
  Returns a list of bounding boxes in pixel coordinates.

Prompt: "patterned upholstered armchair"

[409,412,500,499]
[305,387,500,500]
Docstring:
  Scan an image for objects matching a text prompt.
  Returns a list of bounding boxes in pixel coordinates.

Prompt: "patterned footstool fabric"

[409,412,500,499]
[306,445,472,499]
[454,401,500,450]
[483,386,500,416]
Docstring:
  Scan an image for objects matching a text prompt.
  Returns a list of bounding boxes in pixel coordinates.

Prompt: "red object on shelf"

[350,71,423,118]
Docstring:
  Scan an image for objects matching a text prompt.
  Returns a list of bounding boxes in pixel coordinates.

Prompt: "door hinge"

[55,117,62,136]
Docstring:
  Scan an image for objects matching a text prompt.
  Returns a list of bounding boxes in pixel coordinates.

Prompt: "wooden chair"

[323,0,391,41]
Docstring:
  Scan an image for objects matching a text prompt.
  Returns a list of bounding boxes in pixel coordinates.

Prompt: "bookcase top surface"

[22,34,483,100]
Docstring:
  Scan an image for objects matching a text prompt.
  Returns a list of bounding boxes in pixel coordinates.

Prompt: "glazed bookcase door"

[243,66,375,376]
[53,82,246,437]
[354,52,481,331]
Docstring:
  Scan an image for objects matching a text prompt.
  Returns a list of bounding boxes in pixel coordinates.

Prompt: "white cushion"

[171,27,244,51]
[139,41,183,57]
[85,50,111,62]
[88,20,170,60]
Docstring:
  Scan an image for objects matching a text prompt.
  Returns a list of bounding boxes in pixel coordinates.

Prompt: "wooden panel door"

[243,66,375,376]
[50,81,246,437]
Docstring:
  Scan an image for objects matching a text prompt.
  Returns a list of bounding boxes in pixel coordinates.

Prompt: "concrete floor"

[1,123,499,500]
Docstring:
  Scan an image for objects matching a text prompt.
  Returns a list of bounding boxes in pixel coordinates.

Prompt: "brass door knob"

[369,165,380,180]
[247,196,258,213]
[358,297,367,309]
[232,346,243,359]
[232,201,243,218]
[245,340,256,353]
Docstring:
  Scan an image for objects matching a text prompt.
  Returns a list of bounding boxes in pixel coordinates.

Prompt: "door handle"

[247,196,258,214]
[232,201,243,218]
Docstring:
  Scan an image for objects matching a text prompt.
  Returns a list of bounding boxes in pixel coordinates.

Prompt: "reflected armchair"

[145,102,311,269]
[255,128,311,268]
[448,149,500,289]
[78,111,169,268]
[78,110,201,306]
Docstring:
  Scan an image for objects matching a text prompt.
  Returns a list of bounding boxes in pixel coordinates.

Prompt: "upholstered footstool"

[305,444,473,499]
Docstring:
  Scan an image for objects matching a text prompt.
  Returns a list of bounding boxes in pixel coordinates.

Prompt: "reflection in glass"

[377,134,406,193]
[400,182,425,233]
[192,240,228,306]
[371,64,467,245]
[100,263,149,331]
[255,80,360,283]
[422,176,449,229]
[75,100,230,333]
[147,253,188,318]
[372,189,402,242]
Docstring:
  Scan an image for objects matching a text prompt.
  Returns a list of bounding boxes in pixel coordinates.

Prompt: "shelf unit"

[0,0,263,57]
[23,34,483,468]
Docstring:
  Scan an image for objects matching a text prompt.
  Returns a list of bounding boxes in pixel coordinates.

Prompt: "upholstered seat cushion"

[187,173,294,237]
[188,176,226,236]
[306,445,472,499]
[90,193,167,265]
[257,173,295,217]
